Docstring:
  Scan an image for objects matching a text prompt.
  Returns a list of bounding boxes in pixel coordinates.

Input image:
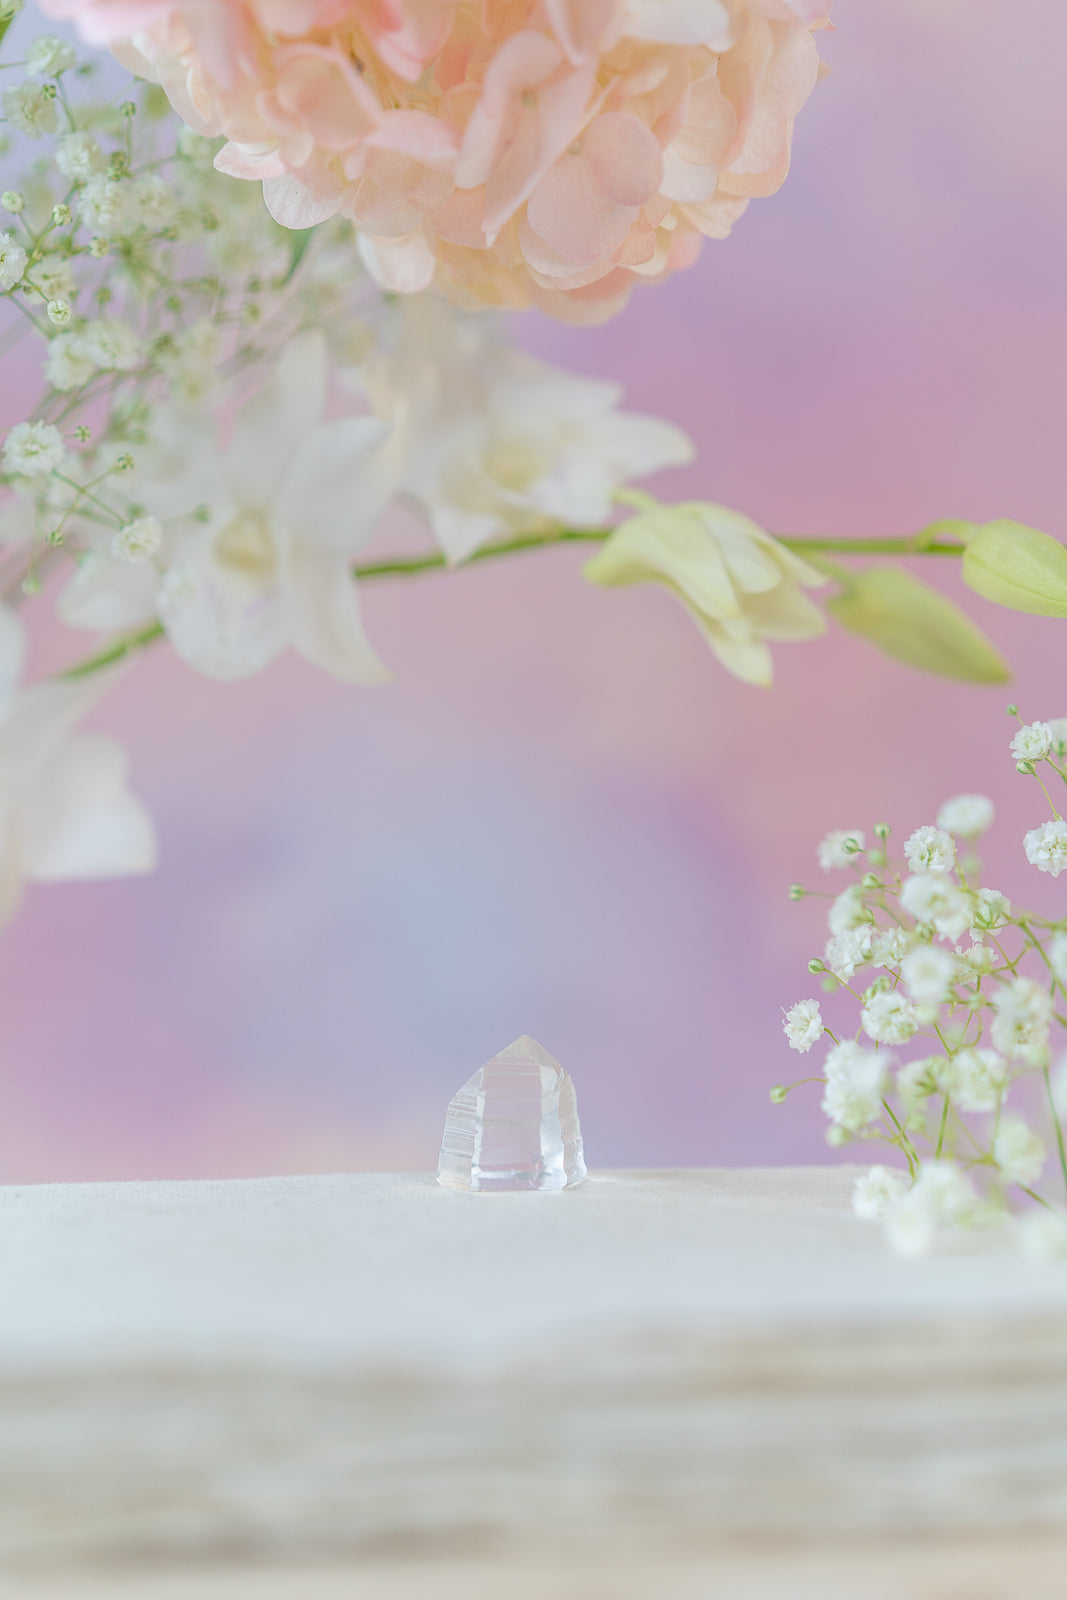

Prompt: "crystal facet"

[437,1035,587,1192]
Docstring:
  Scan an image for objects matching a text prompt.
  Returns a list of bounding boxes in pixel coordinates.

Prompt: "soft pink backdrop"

[2,0,1067,1180]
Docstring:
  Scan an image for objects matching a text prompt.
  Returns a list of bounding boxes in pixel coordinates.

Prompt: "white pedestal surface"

[2,1166,1067,1596]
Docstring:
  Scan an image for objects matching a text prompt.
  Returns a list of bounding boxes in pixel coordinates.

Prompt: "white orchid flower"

[61,333,397,683]
[360,298,694,565]
[0,675,156,926]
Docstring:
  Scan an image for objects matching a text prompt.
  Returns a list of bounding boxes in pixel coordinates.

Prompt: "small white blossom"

[991,976,1052,1063]
[937,793,994,839]
[829,884,869,935]
[904,824,956,876]
[130,173,175,228]
[46,298,72,327]
[897,1057,938,1112]
[899,873,970,940]
[0,230,27,291]
[54,130,106,182]
[1011,721,1053,762]
[956,941,996,976]
[824,925,873,980]
[901,944,957,1005]
[1024,819,1067,878]
[45,333,94,392]
[80,318,142,373]
[817,829,865,872]
[938,1047,1008,1113]
[783,998,823,1053]
[2,80,59,137]
[994,1117,1046,1188]
[79,175,134,234]
[33,257,77,303]
[871,927,915,968]
[1047,718,1067,754]
[2,420,67,478]
[1020,1210,1067,1264]
[970,886,1011,931]
[885,1162,977,1257]
[853,1165,910,1221]
[1049,935,1067,985]
[861,989,918,1045]
[112,516,163,564]
[822,1041,889,1130]
[27,36,77,76]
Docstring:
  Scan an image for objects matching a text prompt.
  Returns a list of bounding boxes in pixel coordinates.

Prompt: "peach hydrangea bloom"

[45,0,831,322]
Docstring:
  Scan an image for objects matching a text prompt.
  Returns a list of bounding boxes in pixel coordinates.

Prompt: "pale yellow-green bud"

[874,823,891,839]
[1016,760,1036,775]
[962,520,1067,616]
[52,203,72,226]
[861,873,880,889]
[807,958,826,974]
[770,1085,788,1105]
[826,1126,851,1148]
[789,883,807,901]
[1,190,24,214]
[828,566,1010,684]
[46,298,72,326]
[88,237,109,259]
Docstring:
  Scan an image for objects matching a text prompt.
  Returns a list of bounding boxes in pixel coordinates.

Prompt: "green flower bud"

[807,958,826,974]
[963,522,1067,617]
[1,190,24,214]
[770,1085,788,1105]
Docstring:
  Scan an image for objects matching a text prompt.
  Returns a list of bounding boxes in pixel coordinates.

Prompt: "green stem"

[54,527,967,683]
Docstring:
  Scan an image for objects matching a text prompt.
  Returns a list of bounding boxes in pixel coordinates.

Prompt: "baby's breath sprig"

[778,718,1067,1259]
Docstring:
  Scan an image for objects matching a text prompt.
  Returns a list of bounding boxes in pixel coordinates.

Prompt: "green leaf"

[962,520,1067,616]
[282,227,315,285]
[827,567,1010,684]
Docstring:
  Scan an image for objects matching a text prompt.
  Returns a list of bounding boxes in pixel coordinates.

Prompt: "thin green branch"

[55,527,967,684]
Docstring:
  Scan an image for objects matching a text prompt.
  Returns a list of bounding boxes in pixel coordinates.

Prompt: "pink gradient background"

[2,0,1067,1181]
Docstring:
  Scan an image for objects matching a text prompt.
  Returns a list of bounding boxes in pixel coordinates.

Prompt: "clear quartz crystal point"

[437,1035,587,1192]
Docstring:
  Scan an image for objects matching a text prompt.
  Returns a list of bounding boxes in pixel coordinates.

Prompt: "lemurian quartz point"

[437,1035,587,1192]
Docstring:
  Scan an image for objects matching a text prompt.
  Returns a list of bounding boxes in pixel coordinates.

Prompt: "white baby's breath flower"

[829,884,869,935]
[991,976,1052,1064]
[818,829,865,872]
[1024,819,1067,878]
[1049,935,1067,984]
[79,174,133,234]
[130,172,175,228]
[782,998,823,1054]
[994,1117,1046,1188]
[824,925,873,980]
[45,333,94,392]
[899,874,970,941]
[871,927,914,968]
[1047,718,1067,755]
[1020,1210,1067,1264]
[901,944,957,1005]
[937,793,994,839]
[2,420,67,478]
[904,824,956,875]
[46,298,72,327]
[885,1162,977,1257]
[970,886,1011,931]
[0,230,27,291]
[112,516,163,564]
[80,318,142,373]
[956,941,996,976]
[1011,721,1053,762]
[54,130,106,182]
[861,989,918,1045]
[2,80,59,137]
[853,1165,910,1221]
[897,1057,938,1113]
[34,257,77,303]
[27,36,76,76]
[822,1041,889,1130]
[938,1047,1008,1113]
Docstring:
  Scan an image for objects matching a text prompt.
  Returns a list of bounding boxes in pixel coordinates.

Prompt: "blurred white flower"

[54,130,105,181]
[829,884,869,935]
[0,675,156,925]
[112,516,163,564]
[63,334,396,683]
[937,793,994,839]
[27,36,77,76]
[970,886,1011,931]
[871,926,914,968]
[0,230,28,291]
[822,1041,889,1131]
[782,998,822,1053]
[1049,935,1067,985]
[993,1117,1046,1188]
[938,1047,1008,1114]
[363,299,693,566]
[861,990,918,1046]
[991,976,1051,1064]
[853,1165,909,1221]
[824,924,873,980]
[817,829,865,872]
[899,873,970,940]
[2,420,67,478]
[901,944,957,1005]
[1020,1209,1067,1264]
[904,825,955,875]
[885,1162,977,1257]
[2,80,59,137]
